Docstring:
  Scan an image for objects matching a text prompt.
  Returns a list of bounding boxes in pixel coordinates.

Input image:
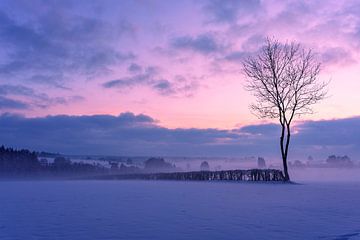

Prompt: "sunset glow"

[0,0,359,158]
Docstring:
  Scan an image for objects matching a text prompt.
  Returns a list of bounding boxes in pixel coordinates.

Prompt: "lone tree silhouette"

[242,38,327,181]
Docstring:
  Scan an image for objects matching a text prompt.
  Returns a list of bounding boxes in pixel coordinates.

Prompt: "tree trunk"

[280,123,290,181]
[284,124,291,181]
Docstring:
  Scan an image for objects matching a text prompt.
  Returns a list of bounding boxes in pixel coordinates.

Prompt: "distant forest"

[0,146,110,178]
[0,146,178,178]
[0,145,357,179]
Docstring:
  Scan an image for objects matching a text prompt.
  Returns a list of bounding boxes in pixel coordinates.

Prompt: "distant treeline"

[0,146,40,174]
[0,146,107,177]
[289,155,356,168]
[0,146,180,178]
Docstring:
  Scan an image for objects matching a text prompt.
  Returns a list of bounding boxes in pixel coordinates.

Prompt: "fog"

[163,157,359,181]
[290,168,360,182]
[70,155,360,182]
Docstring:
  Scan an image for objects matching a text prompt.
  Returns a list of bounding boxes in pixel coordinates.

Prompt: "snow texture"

[1,176,360,240]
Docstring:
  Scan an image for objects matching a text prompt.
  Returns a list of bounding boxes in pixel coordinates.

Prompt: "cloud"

[102,65,198,97]
[294,117,360,147]
[0,112,359,159]
[202,0,261,24]
[0,84,37,97]
[238,117,360,159]
[321,47,355,66]
[224,51,249,62]
[170,33,224,54]
[127,63,143,73]
[0,112,246,156]
[152,77,199,97]
[0,5,135,88]
[238,123,279,136]
[0,84,85,110]
[200,0,360,69]
[102,74,150,88]
[102,66,158,89]
[26,74,70,90]
[153,80,174,94]
[0,96,29,110]
[220,35,264,63]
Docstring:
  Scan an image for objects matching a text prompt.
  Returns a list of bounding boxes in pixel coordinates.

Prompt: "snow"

[0,173,360,239]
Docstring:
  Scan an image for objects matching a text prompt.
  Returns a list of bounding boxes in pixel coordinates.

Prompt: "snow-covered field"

[0,172,360,240]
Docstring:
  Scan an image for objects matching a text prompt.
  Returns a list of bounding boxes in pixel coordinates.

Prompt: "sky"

[0,0,359,160]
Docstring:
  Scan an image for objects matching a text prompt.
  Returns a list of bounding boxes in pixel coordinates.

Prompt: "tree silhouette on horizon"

[242,38,327,181]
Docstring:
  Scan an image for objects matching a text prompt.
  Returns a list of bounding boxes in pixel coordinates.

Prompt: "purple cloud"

[0,112,359,159]
[170,33,224,54]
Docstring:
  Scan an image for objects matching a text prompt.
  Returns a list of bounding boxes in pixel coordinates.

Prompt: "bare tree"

[242,38,327,181]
